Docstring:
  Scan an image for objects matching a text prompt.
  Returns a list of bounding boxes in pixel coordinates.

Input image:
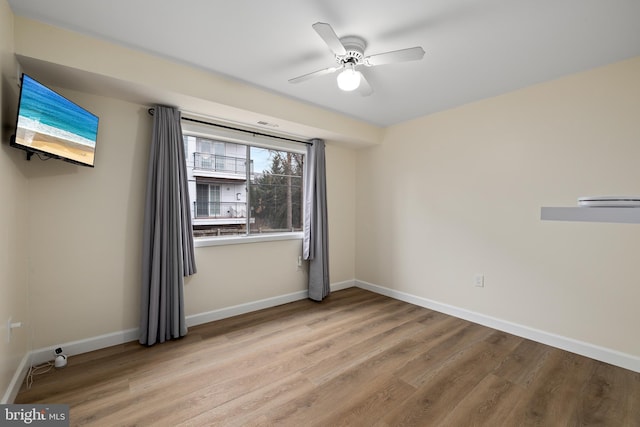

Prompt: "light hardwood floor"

[16,288,640,426]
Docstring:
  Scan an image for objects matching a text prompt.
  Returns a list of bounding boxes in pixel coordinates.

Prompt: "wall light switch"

[474,274,484,287]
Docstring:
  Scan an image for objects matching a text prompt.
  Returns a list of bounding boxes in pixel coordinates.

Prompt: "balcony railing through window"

[193,152,252,175]
[194,201,247,219]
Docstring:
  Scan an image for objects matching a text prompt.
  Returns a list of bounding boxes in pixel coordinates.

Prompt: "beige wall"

[13,17,382,148]
[183,145,356,315]
[356,56,640,357]
[326,143,356,283]
[8,19,362,352]
[24,88,358,350]
[25,92,149,348]
[5,2,639,392]
[0,0,29,401]
[8,19,360,349]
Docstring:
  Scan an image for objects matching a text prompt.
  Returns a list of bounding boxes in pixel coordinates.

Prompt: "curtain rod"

[147,108,311,145]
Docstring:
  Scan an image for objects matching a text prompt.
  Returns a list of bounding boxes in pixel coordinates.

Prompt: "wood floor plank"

[127,322,313,393]
[380,334,520,426]
[435,373,523,427]
[492,337,552,387]
[571,362,640,426]
[14,288,640,426]
[501,348,598,426]
[396,321,496,388]
[177,373,316,427]
[316,377,416,427]
[301,307,452,385]
[247,338,430,427]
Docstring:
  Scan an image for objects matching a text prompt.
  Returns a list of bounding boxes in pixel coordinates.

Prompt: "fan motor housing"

[337,36,366,65]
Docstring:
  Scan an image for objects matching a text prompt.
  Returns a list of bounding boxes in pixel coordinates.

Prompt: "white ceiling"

[7,0,640,127]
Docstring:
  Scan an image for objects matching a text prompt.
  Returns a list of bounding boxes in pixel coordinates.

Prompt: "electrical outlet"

[474,274,484,287]
[297,255,303,270]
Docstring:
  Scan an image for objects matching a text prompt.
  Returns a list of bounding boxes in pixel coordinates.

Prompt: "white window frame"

[182,120,307,248]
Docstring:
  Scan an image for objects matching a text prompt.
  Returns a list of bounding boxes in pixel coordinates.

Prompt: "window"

[182,122,305,241]
[249,147,303,234]
[196,183,220,217]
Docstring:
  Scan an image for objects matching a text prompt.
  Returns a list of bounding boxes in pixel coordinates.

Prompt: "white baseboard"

[5,280,357,402]
[7,330,140,403]
[29,328,139,367]
[186,290,309,327]
[1,353,30,404]
[330,279,356,292]
[32,281,356,366]
[186,280,355,327]
[8,277,637,402]
[355,280,640,373]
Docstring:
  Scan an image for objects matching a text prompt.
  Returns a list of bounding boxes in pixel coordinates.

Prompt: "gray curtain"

[139,105,197,346]
[303,139,330,301]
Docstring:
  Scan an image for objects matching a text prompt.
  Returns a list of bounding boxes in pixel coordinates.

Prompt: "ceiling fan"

[289,22,426,96]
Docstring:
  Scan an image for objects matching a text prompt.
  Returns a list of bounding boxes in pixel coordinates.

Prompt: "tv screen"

[11,74,99,167]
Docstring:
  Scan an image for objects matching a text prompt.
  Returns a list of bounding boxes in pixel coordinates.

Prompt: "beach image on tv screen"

[15,75,99,166]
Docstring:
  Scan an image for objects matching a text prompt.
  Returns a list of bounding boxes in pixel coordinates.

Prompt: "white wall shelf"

[541,207,640,224]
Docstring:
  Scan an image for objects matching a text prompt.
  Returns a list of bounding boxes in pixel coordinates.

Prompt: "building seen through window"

[183,134,303,237]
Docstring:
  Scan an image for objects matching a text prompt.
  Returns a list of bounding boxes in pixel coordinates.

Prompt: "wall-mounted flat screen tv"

[11,74,99,167]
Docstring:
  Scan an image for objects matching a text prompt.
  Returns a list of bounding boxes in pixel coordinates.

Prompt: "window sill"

[194,232,304,248]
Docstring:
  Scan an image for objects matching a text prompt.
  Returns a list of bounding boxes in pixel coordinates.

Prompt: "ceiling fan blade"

[288,66,338,84]
[358,73,373,97]
[365,46,425,66]
[312,22,347,56]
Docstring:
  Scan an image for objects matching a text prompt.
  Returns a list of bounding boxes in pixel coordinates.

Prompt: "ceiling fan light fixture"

[290,22,424,97]
[336,65,361,91]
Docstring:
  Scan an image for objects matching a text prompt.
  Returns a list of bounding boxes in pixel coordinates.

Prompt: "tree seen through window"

[250,148,303,234]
